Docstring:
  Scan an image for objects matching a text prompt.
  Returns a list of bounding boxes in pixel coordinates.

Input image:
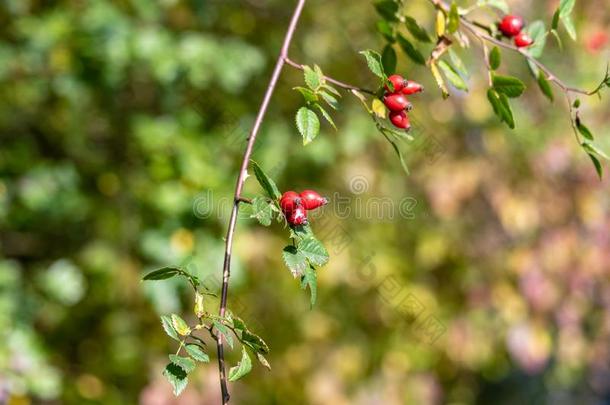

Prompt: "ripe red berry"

[300,189,328,210]
[385,74,407,93]
[383,93,410,112]
[389,111,411,130]
[514,32,534,48]
[287,206,308,226]
[280,191,301,212]
[498,15,524,37]
[401,80,424,95]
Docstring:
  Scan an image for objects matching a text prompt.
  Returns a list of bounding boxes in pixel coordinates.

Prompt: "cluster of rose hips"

[498,14,534,48]
[280,190,328,226]
[382,74,424,130]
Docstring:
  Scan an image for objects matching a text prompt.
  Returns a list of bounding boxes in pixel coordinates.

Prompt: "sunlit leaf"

[229,347,252,382]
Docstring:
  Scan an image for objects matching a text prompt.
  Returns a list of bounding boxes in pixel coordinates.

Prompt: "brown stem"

[284,57,376,94]
[215,1,307,404]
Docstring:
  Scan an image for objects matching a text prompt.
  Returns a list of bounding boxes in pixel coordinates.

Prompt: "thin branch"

[284,57,376,94]
[215,1,307,404]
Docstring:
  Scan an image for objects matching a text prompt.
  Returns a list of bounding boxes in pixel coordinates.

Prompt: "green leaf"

[483,0,509,14]
[250,160,281,200]
[231,316,270,354]
[300,265,318,307]
[487,89,514,129]
[382,45,397,75]
[229,347,252,382]
[296,107,321,145]
[438,60,468,91]
[448,2,460,33]
[298,237,330,267]
[404,16,432,43]
[376,20,395,42]
[492,74,526,98]
[561,14,577,40]
[374,0,399,21]
[397,35,426,65]
[537,72,554,102]
[489,46,501,70]
[169,355,196,373]
[448,49,468,76]
[319,91,340,110]
[558,0,577,41]
[142,266,181,281]
[359,50,386,79]
[552,9,560,30]
[249,197,274,226]
[293,86,318,103]
[163,363,188,396]
[313,104,336,130]
[576,119,594,140]
[588,153,603,179]
[161,315,180,341]
[582,141,609,160]
[524,20,547,58]
[185,344,209,362]
[380,128,410,174]
[282,245,308,277]
[303,65,321,90]
[213,320,234,349]
[171,314,190,336]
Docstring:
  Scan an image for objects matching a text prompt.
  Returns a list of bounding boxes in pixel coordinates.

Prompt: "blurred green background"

[1,0,609,404]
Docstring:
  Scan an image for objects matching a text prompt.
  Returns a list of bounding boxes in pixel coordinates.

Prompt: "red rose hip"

[389,111,411,130]
[514,32,534,48]
[498,15,524,37]
[383,93,410,112]
[300,189,328,210]
[288,206,308,226]
[280,191,301,212]
[385,74,407,93]
[402,80,424,95]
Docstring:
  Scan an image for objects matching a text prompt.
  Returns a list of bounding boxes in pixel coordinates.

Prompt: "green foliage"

[489,47,501,70]
[229,347,253,382]
[439,60,468,92]
[251,161,282,200]
[360,49,387,79]
[185,344,210,362]
[492,74,526,98]
[558,0,577,40]
[397,35,426,65]
[296,107,321,145]
[404,16,432,43]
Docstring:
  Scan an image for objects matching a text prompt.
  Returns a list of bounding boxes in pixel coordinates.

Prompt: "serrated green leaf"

[282,245,308,277]
[314,104,336,130]
[588,153,603,179]
[142,267,181,281]
[374,0,399,22]
[404,16,432,43]
[492,74,526,98]
[229,347,252,382]
[163,363,188,396]
[382,45,397,74]
[397,35,426,65]
[576,120,594,140]
[296,107,321,145]
[169,354,196,373]
[249,197,274,226]
[161,315,180,341]
[537,72,554,102]
[301,265,318,307]
[231,316,269,354]
[171,314,190,336]
[303,65,321,90]
[185,344,209,362]
[319,91,339,110]
[489,46,501,70]
[359,50,386,79]
[293,86,318,103]
[448,2,460,33]
[298,237,329,267]
[321,83,340,97]
[438,60,468,91]
[525,20,547,58]
[213,320,234,349]
[250,160,281,200]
